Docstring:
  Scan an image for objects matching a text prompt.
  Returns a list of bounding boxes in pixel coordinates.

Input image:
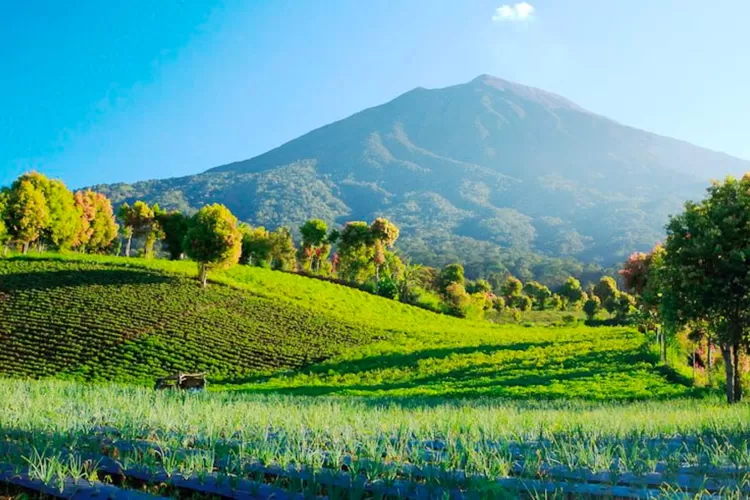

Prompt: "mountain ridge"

[93,75,750,281]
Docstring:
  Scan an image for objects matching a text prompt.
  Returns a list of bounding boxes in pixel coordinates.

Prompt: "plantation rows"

[0,259,380,382]
[0,428,741,499]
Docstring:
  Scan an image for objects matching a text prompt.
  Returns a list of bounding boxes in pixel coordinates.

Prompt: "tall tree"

[156,211,190,260]
[662,175,750,403]
[500,276,523,300]
[337,221,374,282]
[5,179,49,253]
[183,204,242,287]
[438,263,465,294]
[299,219,329,272]
[239,225,273,267]
[370,218,400,281]
[74,190,118,253]
[14,173,80,250]
[269,227,296,271]
[559,277,585,306]
[523,281,552,310]
[0,189,10,254]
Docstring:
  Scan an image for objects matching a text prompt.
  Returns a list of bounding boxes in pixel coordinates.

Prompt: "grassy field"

[0,380,747,498]
[0,253,694,401]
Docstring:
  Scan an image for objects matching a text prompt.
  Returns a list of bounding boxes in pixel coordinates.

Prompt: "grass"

[0,253,696,400]
[0,252,695,400]
[0,380,748,498]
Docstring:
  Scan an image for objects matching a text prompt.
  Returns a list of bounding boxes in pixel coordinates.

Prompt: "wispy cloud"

[492,2,535,22]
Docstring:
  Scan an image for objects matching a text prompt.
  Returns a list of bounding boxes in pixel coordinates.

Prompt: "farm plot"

[0,258,380,383]
[1,381,750,498]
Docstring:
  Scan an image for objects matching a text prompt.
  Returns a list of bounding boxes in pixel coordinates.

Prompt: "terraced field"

[0,258,378,383]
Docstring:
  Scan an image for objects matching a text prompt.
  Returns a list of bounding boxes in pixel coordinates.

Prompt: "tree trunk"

[733,342,743,403]
[199,264,208,288]
[125,235,132,257]
[722,344,736,404]
[707,341,712,385]
[692,349,696,382]
[22,242,29,254]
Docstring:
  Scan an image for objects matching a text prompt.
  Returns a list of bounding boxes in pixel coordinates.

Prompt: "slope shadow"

[0,269,176,293]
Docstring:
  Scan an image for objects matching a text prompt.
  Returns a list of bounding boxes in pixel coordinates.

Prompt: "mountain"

[94,75,750,279]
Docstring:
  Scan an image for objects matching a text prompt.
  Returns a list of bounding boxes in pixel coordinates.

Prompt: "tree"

[299,219,329,272]
[183,204,242,287]
[594,276,619,305]
[397,263,423,305]
[511,295,533,312]
[559,277,585,307]
[443,283,471,317]
[0,190,10,254]
[614,292,637,321]
[438,264,465,294]
[523,281,552,310]
[500,276,523,299]
[15,173,80,250]
[117,201,157,257]
[5,179,50,253]
[466,279,492,294]
[337,221,374,282]
[74,190,118,253]
[269,227,296,271]
[240,225,273,267]
[662,175,750,403]
[157,211,189,260]
[548,294,564,311]
[370,218,400,281]
[583,296,601,321]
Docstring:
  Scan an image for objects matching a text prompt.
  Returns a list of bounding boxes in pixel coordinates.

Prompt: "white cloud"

[492,2,535,22]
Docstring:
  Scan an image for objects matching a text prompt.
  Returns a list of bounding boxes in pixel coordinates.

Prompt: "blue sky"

[1,0,748,188]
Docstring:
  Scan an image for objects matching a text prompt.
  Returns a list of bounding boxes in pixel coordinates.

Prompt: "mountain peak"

[469,74,587,112]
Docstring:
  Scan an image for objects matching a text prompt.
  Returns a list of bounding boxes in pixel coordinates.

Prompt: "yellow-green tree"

[5,179,49,253]
[183,204,242,287]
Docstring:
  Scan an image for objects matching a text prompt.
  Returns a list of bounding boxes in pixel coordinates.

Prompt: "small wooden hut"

[154,372,207,391]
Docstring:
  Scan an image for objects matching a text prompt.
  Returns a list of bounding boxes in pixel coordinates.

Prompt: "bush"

[562,314,578,326]
[376,277,398,300]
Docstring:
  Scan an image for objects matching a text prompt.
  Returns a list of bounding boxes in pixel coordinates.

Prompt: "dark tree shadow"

[0,269,175,293]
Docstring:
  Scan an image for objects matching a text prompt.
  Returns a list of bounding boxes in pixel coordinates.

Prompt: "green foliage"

[559,277,585,305]
[239,225,272,267]
[466,279,491,294]
[500,276,523,299]
[548,294,564,311]
[73,190,119,253]
[662,175,750,403]
[184,204,242,286]
[511,294,533,312]
[5,178,50,252]
[594,276,619,305]
[523,280,552,309]
[156,211,189,260]
[375,277,398,300]
[438,263,465,293]
[583,296,602,321]
[269,226,296,271]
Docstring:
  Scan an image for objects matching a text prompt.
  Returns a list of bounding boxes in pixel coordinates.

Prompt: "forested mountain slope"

[94,75,750,275]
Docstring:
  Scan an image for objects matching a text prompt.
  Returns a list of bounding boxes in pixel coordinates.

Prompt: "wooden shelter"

[154,372,207,391]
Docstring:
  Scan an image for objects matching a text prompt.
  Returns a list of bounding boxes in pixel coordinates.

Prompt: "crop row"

[0,260,380,382]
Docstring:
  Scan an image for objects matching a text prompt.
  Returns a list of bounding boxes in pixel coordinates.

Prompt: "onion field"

[1,381,749,498]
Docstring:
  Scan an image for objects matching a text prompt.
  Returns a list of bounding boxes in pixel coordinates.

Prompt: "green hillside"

[0,254,694,399]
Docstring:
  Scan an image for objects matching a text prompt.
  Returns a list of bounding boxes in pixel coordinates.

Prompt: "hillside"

[93,75,750,275]
[0,255,693,399]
